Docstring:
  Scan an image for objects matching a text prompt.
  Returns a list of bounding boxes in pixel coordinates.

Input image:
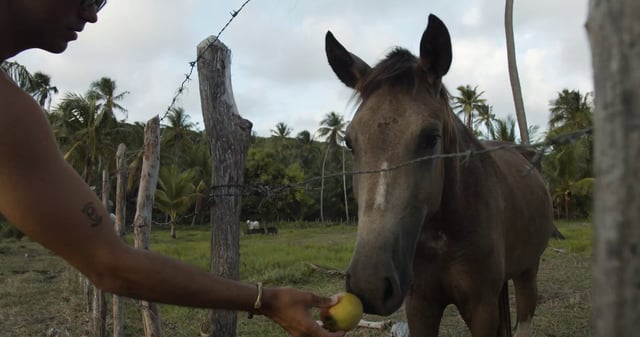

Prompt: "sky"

[11,0,593,138]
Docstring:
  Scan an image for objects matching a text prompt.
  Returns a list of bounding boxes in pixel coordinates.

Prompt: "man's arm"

[0,76,341,337]
[0,74,258,309]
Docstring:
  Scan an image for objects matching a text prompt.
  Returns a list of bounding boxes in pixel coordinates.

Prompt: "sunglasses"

[81,0,107,12]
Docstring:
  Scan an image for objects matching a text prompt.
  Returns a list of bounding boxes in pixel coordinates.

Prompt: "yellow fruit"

[320,292,363,332]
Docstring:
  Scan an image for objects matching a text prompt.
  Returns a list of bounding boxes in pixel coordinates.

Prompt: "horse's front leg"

[405,287,446,337]
[456,293,506,337]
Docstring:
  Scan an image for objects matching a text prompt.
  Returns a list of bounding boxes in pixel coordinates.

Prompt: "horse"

[325,14,554,337]
[246,220,260,231]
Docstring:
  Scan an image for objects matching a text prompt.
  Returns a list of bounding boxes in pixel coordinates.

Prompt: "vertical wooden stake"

[113,143,128,337]
[133,116,163,337]
[197,36,252,337]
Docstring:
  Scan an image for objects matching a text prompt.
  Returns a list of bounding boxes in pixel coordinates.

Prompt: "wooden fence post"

[133,116,163,337]
[587,1,640,336]
[90,168,110,337]
[197,36,252,337]
[113,143,128,337]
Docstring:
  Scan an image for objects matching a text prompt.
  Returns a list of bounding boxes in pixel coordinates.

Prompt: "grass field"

[0,221,592,337]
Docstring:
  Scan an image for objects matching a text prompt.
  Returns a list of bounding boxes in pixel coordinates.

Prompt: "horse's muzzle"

[345,264,406,316]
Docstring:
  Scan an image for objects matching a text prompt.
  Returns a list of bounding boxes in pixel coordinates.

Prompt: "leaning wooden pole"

[113,143,128,337]
[197,36,252,337]
[505,0,530,144]
[133,117,163,337]
[587,0,640,336]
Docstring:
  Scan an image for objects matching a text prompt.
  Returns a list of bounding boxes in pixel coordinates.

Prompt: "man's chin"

[43,42,69,54]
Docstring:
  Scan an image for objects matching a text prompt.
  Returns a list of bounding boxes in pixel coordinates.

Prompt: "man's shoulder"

[0,71,47,124]
[0,70,39,110]
[0,70,57,164]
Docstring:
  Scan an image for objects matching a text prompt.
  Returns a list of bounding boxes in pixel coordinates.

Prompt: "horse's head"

[326,14,457,315]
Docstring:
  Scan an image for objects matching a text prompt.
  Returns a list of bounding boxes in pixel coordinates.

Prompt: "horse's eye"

[421,132,440,149]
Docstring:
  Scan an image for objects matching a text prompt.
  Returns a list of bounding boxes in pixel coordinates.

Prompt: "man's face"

[13,0,101,54]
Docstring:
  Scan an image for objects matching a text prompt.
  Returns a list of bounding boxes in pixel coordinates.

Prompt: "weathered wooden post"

[91,162,111,337]
[197,36,252,337]
[587,1,640,336]
[133,116,163,337]
[113,143,128,337]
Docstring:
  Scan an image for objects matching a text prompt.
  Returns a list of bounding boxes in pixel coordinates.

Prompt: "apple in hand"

[320,292,363,332]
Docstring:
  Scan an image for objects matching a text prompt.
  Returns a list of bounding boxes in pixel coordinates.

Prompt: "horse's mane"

[356,48,419,99]
[354,47,477,154]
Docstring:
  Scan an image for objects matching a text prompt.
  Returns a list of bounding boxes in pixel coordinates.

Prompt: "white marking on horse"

[514,316,532,337]
[374,162,389,210]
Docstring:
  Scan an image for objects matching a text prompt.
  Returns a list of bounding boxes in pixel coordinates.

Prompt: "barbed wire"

[160,0,253,123]
[207,128,593,206]
[138,128,591,225]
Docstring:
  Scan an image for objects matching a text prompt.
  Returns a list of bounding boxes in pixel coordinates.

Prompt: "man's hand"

[260,287,345,337]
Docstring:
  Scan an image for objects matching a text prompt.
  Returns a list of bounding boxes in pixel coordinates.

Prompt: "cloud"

[9,0,593,139]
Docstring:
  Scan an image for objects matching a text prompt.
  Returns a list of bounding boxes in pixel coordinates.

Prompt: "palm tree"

[474,103,496,138]
[490,116,517,142]
[161,106,196,165]
[271,122,292,138]
[87,77,129,120]
[181,134,212,226]
[549,89,593,132]
[28,72,58,111]
[53,92,119,187]
[543,132,592,219]
[317,111,347,223]
[1,61,32,89]
[505,0,530,144]
[155,166,200,238]
[452,85,486,130]
[544,89,594,218]
[296,130,320,168]
[2,63,58,112]
[120,121,146,194]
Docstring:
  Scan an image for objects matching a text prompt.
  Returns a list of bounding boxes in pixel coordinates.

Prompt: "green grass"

[548,220,594,255]
[0,221,593,337]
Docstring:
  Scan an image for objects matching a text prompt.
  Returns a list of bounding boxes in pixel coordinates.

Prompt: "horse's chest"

[415,227,500,279]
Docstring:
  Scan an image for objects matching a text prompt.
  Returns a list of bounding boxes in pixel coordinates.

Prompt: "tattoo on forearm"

[81,202,103,227]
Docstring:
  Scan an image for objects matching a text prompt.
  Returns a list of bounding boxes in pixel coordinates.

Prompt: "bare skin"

[0,2,342,337]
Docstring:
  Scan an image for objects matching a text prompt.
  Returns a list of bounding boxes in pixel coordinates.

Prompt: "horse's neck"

[440,119,496,221]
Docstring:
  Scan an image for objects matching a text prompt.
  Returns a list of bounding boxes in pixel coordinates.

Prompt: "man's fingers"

[307,319,345,337]
[310,293,338,308]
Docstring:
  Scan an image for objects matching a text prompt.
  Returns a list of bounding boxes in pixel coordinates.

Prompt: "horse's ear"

[419,14,452,79]
[325,31,372,89]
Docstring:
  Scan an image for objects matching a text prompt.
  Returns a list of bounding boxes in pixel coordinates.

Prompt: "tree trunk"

[133,116,162,337]
[191,197,202,226]
[587,1,640,336]
[505,0,530,144]
[320,147,330,223]
[170,219,176,239]
[113,144,127,337]
[197,36,252,337]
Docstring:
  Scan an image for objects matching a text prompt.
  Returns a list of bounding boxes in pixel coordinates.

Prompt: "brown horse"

[325,14,553,337]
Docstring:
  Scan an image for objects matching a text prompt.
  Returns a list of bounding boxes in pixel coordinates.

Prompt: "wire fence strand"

[144,128,591,226]
[160,0,253,123]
